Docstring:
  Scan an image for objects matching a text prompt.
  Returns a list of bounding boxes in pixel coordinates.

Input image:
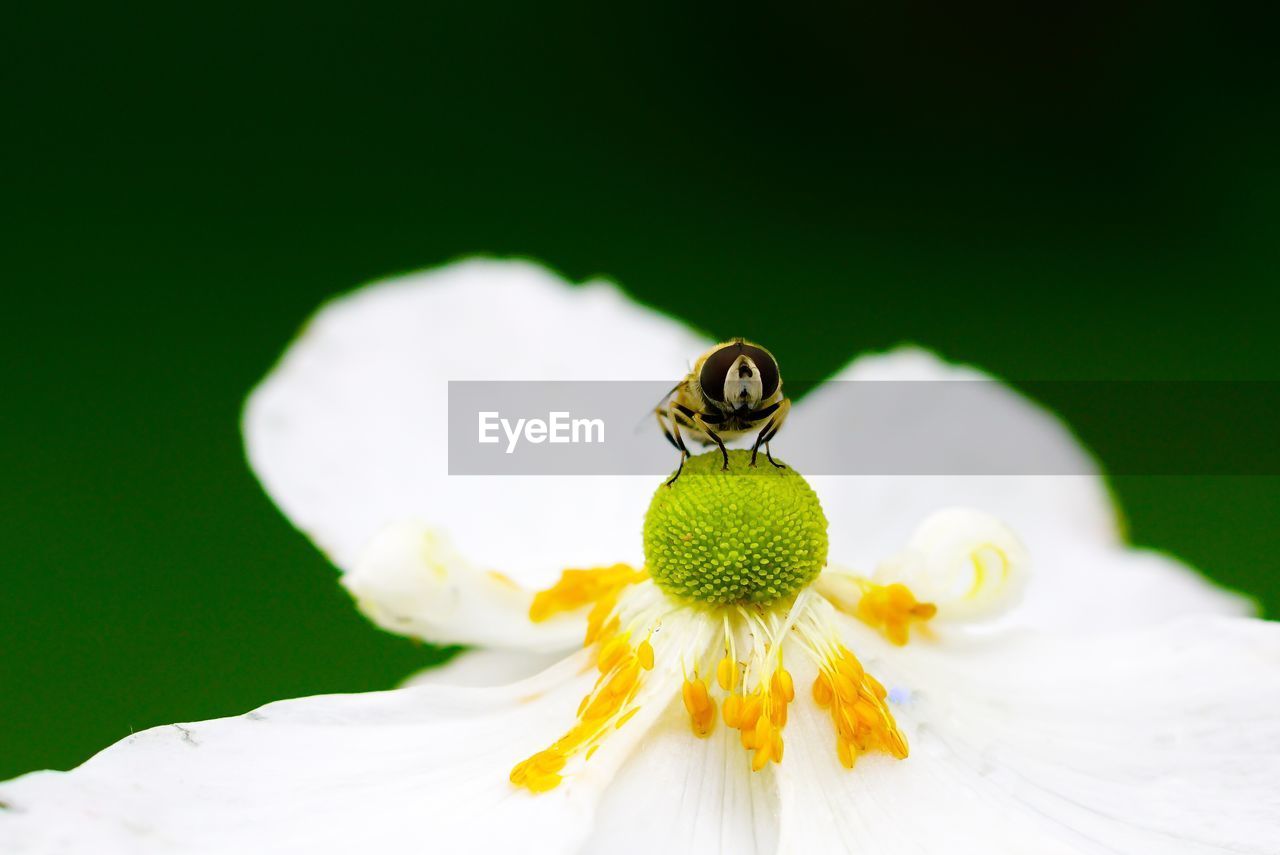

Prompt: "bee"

[656,339,791,485]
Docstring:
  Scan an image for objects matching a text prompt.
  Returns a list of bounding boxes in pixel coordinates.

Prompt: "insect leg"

[746,401,784,467]
[655,407,682,452]
[664,401,692,487]
[699,423,729,470]
[764,441,784,469]
[673,402,731,470]
[753,397,790,469]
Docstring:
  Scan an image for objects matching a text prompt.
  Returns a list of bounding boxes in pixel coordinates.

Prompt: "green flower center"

[643,450,829,605]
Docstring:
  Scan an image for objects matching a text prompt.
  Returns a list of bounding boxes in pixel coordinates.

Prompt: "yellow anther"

[772,734,784,763]
[585,609,620,646]
[583,691,622,721]
[596,634,631,673]
[753,713,771,748]
[723,674,789,772]
[851,581,937,646]
[716,656,738,691]
[883,727,909,759]
[835,654,864,682]
[769,696,788,728]
[836,737,855,769]
[681,680,698,716]
[751,740,772,772]
[636,639,655,671]
[680,680,701,716]
[837,707,858,740]
[608,660,641,697]
[852,699,879,725]
[510,748,567,793]
[681,678,710,714]
[529,564,646,623]
[817,644,909,772]
[514,626,652,794]
[681,677,716,737]
[722,694,743,727]
[521,772,562,793]
[813,675,833,708]
[772,668,796,703]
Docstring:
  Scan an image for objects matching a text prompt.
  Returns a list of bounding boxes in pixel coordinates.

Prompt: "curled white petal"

[874,507,1029,622]
[345,520,583,652]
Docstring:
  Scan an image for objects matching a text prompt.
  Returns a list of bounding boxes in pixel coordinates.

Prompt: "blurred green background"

[2,2,1277,779]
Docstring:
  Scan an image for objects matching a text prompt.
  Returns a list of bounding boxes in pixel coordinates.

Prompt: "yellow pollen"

[722,694,744,727]
[716,656,739,691]
[850,581,937,646]
[636,639,655,671]
[596,634,631,672]
[724,664,793,772]
[681,677,716,738]
[815,645,908,770]
[509,748,567,793]
[528,564,646,629]
[513,569,651,794]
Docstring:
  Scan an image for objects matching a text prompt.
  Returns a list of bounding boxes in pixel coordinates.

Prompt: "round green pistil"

[643,449,829,606]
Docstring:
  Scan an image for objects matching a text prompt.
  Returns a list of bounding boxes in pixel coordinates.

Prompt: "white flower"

[1,259,1276,855]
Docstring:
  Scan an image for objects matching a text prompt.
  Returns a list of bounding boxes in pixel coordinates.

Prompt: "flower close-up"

[1,260,1276,854]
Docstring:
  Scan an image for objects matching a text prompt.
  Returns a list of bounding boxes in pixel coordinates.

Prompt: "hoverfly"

[656,339,791,485]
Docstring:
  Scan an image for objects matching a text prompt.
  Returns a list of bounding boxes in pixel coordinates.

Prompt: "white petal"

[791,346,1117,556]
[0,653,656,855]
[777,616,1280,854]
[776,687,1085,854]
[788,348,1246,627]
[400,648,565,688]
[346,520,583,651]
[586,703,779,854]
[1011,542,1254,633]
[244,258,708,589]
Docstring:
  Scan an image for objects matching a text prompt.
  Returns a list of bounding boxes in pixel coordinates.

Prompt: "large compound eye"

[740,344,780,399]
[698,343,744,403]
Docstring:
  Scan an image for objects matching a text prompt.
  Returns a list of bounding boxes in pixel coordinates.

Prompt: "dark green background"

[3,2,1277,779]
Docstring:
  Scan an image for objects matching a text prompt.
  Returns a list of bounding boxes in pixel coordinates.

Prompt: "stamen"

[514,568,652,794]
[636,639,655,671]
[848,581,937,646]
[528,564,647,630]
[512,638,647,793]
[815,645,908,769]
[681,677,716,737]
[716,656,738,691]
[508,748,567,793]
[723,662,794,770]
